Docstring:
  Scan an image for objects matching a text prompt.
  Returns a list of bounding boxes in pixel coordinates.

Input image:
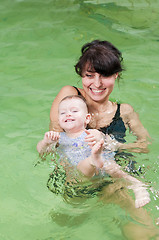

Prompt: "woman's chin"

[89,93,107,102]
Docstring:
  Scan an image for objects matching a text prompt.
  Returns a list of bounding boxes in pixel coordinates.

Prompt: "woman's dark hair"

[75,40,124,80]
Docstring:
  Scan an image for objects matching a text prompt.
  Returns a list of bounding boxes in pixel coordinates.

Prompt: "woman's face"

[82,70,118,102]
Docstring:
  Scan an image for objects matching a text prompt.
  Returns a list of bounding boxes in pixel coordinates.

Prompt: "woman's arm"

[49,85,80,131]
[119,103,151,153]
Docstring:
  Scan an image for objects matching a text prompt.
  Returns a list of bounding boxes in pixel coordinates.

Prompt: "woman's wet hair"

[75,40,124,80]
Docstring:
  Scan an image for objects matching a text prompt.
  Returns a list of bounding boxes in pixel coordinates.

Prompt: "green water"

[1,0,159,239]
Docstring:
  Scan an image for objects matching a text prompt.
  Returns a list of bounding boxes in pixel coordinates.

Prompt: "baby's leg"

[128,184,150,208]
[101,181,159,240]
[104,160,150,208]
[89,139,104,168]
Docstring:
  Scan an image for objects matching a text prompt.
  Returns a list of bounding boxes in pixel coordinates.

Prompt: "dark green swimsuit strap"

[73,86,82,96]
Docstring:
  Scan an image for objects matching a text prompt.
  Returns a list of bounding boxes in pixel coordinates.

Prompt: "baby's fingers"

[44,131,53,142]
[52,132,60,141]
[44,131,59,141]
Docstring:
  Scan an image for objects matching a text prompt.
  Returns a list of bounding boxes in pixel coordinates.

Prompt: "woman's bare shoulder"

[120,103,134,115]
[58,85,79,95]
[53,85,81,101]
[119,103,136,125]
[119,103,150,143]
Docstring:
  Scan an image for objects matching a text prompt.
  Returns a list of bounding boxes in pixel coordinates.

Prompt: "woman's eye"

[85,73,93,78]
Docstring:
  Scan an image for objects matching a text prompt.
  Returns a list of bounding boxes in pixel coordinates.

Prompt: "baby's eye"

[72,110,78,113]
[60,112,65,115]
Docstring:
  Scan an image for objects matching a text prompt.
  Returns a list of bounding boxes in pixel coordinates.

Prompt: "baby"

[37,95,150,208]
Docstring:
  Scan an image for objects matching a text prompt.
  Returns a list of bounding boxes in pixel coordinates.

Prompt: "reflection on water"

[50,210,89,227]
[41,150,113,198]
[1,0,159,239]
[38,151,159,239]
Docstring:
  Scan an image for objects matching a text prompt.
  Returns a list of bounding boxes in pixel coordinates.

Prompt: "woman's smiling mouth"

[90,88,106,94]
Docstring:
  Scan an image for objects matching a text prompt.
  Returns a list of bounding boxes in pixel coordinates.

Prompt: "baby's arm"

[77,139,104,177]
[77,129,106,177]
[37,131,60,154]
[103,160,150,208]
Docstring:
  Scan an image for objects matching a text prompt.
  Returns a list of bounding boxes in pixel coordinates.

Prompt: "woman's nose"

[94,75,102,87]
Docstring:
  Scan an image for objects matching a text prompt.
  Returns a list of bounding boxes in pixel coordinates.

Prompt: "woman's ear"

[85,113,91,124]
[115,73,118,79]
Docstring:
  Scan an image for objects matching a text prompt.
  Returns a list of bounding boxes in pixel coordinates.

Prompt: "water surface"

[1,0,159,239]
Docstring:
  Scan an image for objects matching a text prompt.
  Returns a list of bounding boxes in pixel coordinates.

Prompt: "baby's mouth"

[65,119,75,122]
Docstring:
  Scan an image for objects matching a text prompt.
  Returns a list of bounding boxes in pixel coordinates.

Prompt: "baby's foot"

[90,139,104,168]
[135,196,150,208]
[134,186,151,208]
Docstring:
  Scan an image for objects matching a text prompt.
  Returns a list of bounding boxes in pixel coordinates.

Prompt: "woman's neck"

[87,98,112,114]
[82,91,110,112]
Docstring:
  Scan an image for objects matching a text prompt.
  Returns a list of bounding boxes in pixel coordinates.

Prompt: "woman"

[48,40,158,239]
[49,40,150,153]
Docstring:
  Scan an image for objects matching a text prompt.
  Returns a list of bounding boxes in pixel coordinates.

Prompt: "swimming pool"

[1,0,159,239]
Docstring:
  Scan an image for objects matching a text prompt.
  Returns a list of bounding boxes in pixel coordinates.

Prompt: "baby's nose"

[66,112,71,117]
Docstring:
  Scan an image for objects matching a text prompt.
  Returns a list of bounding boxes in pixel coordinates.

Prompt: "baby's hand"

[84,129,104,148]
[44,131,60,143]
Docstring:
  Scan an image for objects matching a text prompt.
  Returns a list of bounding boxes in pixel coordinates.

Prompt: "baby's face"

[58,98,90,133]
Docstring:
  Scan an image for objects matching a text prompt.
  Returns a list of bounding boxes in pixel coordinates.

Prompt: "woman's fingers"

[85,135,96,143]
[85,129,90,135]
[85,131,95,141]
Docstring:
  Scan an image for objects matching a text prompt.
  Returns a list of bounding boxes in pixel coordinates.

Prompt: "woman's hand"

[84,129,104,148]
[103,134,120,152]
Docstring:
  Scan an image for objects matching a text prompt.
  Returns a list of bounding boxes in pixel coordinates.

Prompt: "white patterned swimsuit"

[57,131,115,166]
